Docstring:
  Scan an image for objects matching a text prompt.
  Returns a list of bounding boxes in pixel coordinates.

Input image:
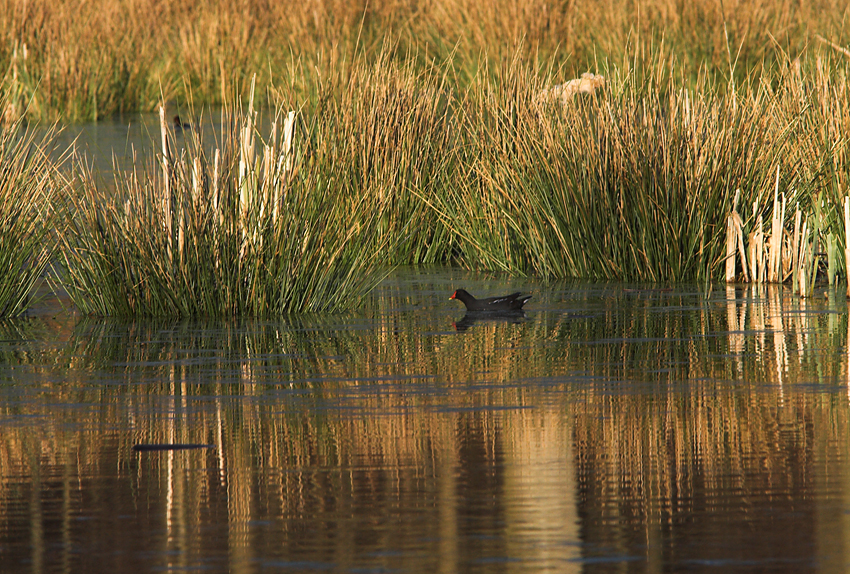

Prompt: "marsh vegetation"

[0,0,849,316]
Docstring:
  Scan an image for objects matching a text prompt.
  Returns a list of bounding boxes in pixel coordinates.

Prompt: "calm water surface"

[47,107,261,176]
[1,267,849,573]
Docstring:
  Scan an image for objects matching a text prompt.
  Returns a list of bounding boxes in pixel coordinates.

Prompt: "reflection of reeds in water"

[3,288,850,566]
[570,285,850,561]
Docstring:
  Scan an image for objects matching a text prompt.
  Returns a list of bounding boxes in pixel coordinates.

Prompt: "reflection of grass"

[53,282,850,394]
[2,288,850,565]
[1,278,849,570]
[0,105,58,317]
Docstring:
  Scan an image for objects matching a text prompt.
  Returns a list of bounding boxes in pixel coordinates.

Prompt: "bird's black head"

[450,288,470,301]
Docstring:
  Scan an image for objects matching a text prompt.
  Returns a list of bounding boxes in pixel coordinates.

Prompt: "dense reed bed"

[2,25,850,314]
[34,47,850,316]
[56,62,453,316]
[0,103,58,317]
[299,59,456,265]
[438,52,848,283]
[0,0,847,122]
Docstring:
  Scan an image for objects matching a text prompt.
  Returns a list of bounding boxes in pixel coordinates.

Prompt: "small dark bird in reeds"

[449,288,531,312]
[173,115,191,130]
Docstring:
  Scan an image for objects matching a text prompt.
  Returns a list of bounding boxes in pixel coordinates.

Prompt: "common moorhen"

[449,289,531,312]
[173,115,191,130]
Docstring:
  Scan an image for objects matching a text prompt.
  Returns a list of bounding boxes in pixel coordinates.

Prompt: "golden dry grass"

[0,0,847,122]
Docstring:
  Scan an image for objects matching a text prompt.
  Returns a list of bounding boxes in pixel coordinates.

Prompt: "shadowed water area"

[3,266,850,573]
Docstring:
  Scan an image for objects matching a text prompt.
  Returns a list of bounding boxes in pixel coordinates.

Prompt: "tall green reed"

[0,99,59,317]
[287,58,457,265]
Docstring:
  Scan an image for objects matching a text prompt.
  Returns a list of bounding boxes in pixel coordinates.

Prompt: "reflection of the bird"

[453,310,528,332]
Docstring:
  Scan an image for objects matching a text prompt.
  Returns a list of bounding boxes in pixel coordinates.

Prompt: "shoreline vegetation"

[1,0,850,316]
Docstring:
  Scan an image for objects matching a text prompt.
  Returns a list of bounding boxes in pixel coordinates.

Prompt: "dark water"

[2,267,849,573]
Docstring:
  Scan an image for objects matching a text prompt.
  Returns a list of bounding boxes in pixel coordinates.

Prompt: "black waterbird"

[449,288,531,312]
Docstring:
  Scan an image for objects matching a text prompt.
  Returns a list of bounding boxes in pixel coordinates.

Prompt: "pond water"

[46,107,261,176]
[2,266,850,573]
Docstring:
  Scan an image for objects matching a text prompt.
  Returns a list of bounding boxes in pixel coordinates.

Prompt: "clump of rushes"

[0,102,59,317]
[57,79,439,316]
[440,51,830,282]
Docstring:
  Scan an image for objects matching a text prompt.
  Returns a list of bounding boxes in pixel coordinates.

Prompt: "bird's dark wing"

[487,292,522,305]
